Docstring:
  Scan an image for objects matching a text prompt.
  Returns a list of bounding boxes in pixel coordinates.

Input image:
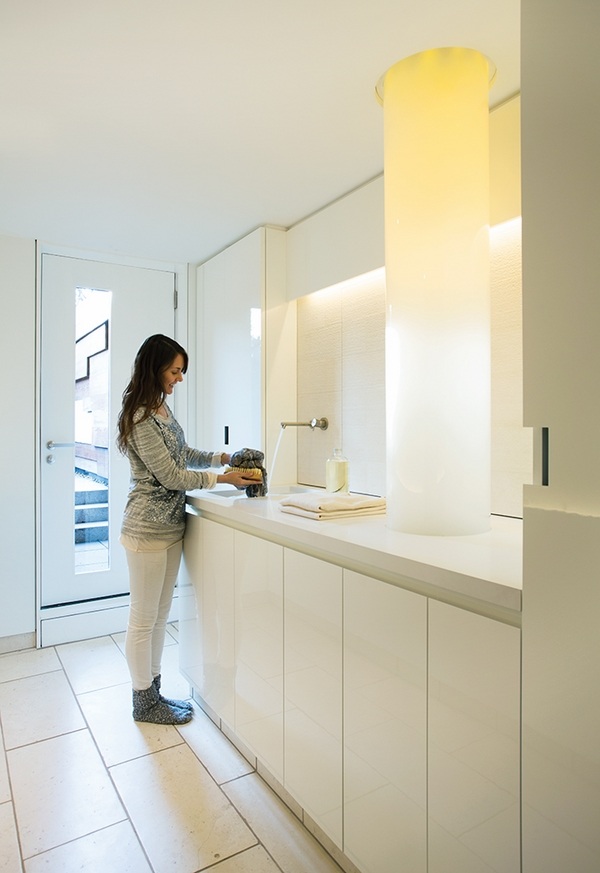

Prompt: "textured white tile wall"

[297,221,531,515]
[297,276,386,495]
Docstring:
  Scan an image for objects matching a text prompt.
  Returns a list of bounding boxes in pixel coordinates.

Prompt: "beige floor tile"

[0,671,85,750]
[77,681,184,767]
[223,773,344,873]
[177,707,254,785]
[23,821,152,873]
[110,743,257,872]
[110,632,127,656]
[212,844,279,872]
[0,801,22,873]
[0,648,61,684]
[8,730,125,859]
[56,637,130,694]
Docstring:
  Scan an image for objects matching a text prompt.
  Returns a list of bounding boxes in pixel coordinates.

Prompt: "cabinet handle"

[542,427,549,486]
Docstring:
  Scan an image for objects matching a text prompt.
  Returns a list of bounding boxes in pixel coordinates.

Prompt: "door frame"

[34,241,191,646]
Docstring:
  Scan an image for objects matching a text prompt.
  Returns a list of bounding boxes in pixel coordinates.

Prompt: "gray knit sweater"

[120,405,219,541]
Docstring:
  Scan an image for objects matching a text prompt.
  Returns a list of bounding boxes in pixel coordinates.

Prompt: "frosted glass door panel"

[343,570,427,873]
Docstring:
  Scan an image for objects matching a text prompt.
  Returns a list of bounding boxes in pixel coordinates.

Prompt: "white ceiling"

[0,0,520,265]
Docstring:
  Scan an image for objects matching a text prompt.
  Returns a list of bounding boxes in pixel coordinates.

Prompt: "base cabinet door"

[284,548,343,848]
[180,516,235,725]
[234,530,284,782]
[179,513,204,693]
[343,570,427,873]
[428,600,521,873]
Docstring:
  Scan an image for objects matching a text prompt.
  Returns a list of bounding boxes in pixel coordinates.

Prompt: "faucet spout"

[280,417,328,431]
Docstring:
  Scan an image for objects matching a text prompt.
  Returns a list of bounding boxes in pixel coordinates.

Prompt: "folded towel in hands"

[229,448,268,497]
[279,492,386,520]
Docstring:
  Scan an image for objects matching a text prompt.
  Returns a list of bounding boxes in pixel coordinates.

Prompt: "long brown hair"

[117,334,188,453]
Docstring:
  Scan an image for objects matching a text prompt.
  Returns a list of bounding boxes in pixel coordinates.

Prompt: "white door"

[40,253,176,615]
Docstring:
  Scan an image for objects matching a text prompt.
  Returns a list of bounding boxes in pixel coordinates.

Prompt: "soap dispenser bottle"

[326,448,349,493]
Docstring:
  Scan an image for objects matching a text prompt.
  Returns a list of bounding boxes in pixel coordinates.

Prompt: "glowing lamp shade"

[379,48,492,535]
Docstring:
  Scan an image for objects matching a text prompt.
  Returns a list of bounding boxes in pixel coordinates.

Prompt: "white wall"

[0,235,36,647]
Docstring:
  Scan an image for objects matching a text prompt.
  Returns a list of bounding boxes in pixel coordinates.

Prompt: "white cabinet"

[179,515,235,725]
[180,516,522,872]
[428,600,521,873]
[284,548,343,848]
[196,225,294,480]
[234,530,284,782]
[343,570,427,873]
[198,229,262,452]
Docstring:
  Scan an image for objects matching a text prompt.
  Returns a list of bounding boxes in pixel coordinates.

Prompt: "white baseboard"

[0,632,37,654]
[40,605,130,646]
[39,595,179,647]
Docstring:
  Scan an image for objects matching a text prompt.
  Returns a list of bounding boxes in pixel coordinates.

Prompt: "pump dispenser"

[326,448,349,493]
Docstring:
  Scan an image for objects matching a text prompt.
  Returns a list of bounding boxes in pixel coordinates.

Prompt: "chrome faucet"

[280,417,328,430]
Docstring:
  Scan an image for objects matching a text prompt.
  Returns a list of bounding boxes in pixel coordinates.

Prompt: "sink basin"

[195,485,316,505]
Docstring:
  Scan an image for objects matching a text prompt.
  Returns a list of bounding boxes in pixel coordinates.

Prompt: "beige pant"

[123,540,183,691]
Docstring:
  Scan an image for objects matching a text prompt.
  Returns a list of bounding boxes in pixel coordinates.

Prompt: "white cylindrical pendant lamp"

[378,47,492,535]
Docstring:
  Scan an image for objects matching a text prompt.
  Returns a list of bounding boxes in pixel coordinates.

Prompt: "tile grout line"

[0,691,28,869]
[53,639,157,872]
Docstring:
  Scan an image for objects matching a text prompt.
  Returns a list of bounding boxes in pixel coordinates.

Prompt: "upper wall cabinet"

[197,226,294,471]
[198,228,264,453]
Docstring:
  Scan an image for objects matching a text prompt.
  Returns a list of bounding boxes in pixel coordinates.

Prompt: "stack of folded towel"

[279,492,386,520]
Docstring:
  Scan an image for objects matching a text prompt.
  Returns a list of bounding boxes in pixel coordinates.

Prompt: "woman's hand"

[216,469,262,489]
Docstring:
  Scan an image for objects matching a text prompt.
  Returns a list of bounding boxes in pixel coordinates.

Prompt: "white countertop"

[186,488,522,620]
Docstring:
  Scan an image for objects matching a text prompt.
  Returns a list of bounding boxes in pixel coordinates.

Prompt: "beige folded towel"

[280,504,386,521]
[279,492,386,514]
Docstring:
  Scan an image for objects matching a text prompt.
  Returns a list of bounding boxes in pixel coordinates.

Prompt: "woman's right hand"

[216,470,262,489]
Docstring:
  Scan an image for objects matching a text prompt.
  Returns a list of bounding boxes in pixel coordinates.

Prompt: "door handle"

[46,441,75,450]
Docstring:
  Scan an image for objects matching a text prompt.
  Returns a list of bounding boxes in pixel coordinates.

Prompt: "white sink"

[198,484,315,505]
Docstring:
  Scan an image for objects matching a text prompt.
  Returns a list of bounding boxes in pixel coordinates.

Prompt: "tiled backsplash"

[296,217,531,517]
[297,272,386,496]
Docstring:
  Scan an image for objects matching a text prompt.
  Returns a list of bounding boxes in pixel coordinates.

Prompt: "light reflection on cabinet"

[344,569,427,873]
[234,530,284,783]
[284,548,343,847]
[428,600,521,873]
[180,516,235,725]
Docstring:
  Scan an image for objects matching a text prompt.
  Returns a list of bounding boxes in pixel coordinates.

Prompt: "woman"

[117,334,258,725]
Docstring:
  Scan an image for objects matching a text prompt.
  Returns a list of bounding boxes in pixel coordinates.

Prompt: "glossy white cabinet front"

[344,569,427,873]
[234,530,284,783]
[284,548,343,847]
[428,600,521,873]
[180,514,522,872]
[180,516,235,725]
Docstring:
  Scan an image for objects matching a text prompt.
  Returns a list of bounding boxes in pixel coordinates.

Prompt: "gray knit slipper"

[153,674,194,713]
[132,684,192,725]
